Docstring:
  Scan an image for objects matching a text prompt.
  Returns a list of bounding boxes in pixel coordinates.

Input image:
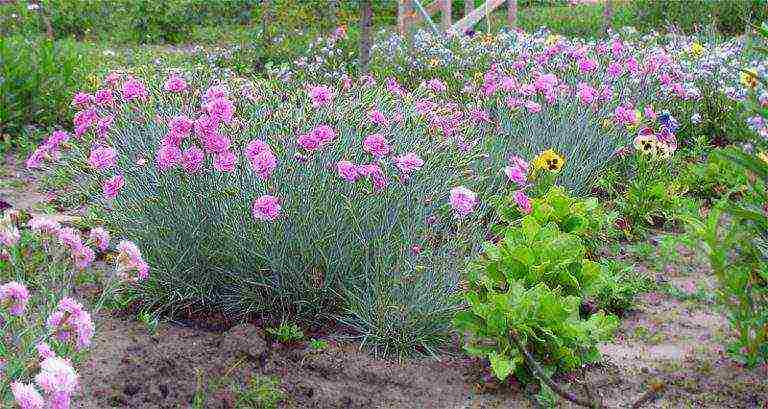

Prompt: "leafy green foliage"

[679,147,749,200]
[266,322,305,343]
[455,209,619,381]
[231,375,285,409]
[493,186,617,254]
[617,154,684,235]
[629,0,765,35]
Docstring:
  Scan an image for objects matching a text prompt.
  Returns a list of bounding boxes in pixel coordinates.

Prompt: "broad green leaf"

[488,351,516,381]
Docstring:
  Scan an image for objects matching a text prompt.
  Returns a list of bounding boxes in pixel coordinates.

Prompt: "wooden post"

[507,0,517,28]
[603,0,613,35]
[442,0,452,32]
[359,0,373,73]
[450,0,505,36]
[398,0,412,36]
[261,0,273,46]
[465,0,473,17]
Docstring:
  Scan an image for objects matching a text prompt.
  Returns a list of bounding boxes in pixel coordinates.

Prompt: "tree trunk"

[359,0,373,74]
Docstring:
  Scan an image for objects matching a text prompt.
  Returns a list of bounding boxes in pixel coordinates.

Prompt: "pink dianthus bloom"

[35,356,79,409]
[0,281,30,316]
[252,195,281,221]
[244,139,270,160]
[426,78,447,93]
[576,83,597,105]
[504,156,529,186]
[312,125,336,145]
[71,92,93,109]
[358,164,388,190]
[102,174,125,200]
[46,298,93,350]
[513,190,532,214]
[203,85,228,102]
[213,150,237,172]
[534,73,558,92]
[94,89,114,106]
[122,77,149,102]
[72,246,95,271]
[88,146,117,171]
[249,150,277,179]
[524,100,542,113]
[11,382,44,409]
[155,144,182,171]
[336,160,359,182]
[577,57,598,73]
[89,227,110,251]
[449,186,477,218]
[297,132,320,151]
[362,133,391,158]
[56,227,83,251]
[73,109,97,137]
[0,225,20,247]
[116,240,149,282]
[393,152,424,174]
[202,133,231,154]
[205,97,235,124]
[181,146,205,173]
[164,74,188,93]
[308,85,334,108]
[168,115,193,138]
[36,343,55,360]
[368,109,388,126]
[28,217,60,235]
[43,131,70,150]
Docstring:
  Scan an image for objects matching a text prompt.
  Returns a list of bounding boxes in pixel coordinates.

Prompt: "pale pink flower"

[368,109,388,126]
[36,343,55,360]
[46,298,93,349]
[72,246,95,271]
[43,131,70,150]
[393,152,424,174]
[155,144,182,171]
[11,382,44,409]
[201,132,231,154]
[513,190,532,214]
[203,85,228,102]
[194,114,220,140]
[426,78,447,93]
[94,89,114,106]
[607,62,624,77]
[88,146,117,171]
[252,195,281,221]
[164,74,188,93]
[308,85,333,108]
[71,92,93,109]
[0,281,30,316]
[35,356,79,409]
[122,77,149,101]
[0,225,20,247]
[362,133,391,158]
[534,73,558,92]
[56,228,83,251]
[358,164,387,190]
[205,97,235,124]
[524,100,542,113]
[213,150,237,172]
[181,146,205,173]
[104,71,122,87]
[116,240,149,282]
[249,150,277,179]
[449,186,477,218]
[102,174,125,200]
[28,217,60,235]
[25,147,47,169]
[168,115,193,138]
[89,227,110,251]
[576,83,597,105]
[336,160,359,182]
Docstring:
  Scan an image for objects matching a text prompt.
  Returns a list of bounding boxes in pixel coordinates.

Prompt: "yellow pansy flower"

[741,69,759,89]
[689,42,705,58]
[758,151,768,165]
[533,149,565,172]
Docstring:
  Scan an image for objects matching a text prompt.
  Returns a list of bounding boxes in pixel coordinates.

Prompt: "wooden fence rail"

[397,0,517,37]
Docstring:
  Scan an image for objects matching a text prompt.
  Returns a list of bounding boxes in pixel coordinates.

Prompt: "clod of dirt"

[219,323,268,360]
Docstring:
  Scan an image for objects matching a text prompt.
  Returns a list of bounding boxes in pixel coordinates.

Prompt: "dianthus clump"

[46,297,94,350]
[449,186,477,218]
[252,195,281,221]
[0,281,30,316]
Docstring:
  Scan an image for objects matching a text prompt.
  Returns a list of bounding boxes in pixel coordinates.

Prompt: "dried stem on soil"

[509,331,665,409]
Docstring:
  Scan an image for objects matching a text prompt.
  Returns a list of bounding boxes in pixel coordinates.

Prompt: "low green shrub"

[629,0,765,35]
[679,146,750,200]
[454,210,618,381]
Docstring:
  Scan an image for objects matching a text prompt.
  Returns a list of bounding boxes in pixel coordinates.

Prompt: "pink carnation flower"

[28,217,61,235]
[576,83,597,105]
[426,78,447,93]
[0,225,20,247]
[308,85,333,108]
[35,356,79,408]
[122,77,149,101]
[336,160,359,182]
[244,139,270,160]
[156,144,182,171]
[577,57,598,73]
[358,164,388,190]
[213,150,237,172]
[102,174,125,200]
[449,186,477,218]
[89,227,110,251]
[362,133,391,158]
[513,190,532,214]
[0,281,30,316]
[72,246,95,271]
[524,100,542,113]
[181,146,205,173]
[11,382,44,409]
[164,74,188,93]
[116,240,149,282]
[393,152,424,174]
[202,133,231,154]
[252,195,281,221]
[368,109,388,126]
[312,125,336,145]
[88,146,117,171]
[168,115,193,138]
[504,156,529,186]
[297,132,320,151]
[249,150,277,179]
[36,343,55,360]
[203,85,228,102]
[94,89,114,106]
[205,97,235,124]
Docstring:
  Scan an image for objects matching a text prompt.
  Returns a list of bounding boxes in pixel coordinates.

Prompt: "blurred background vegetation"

[1,0,765,152]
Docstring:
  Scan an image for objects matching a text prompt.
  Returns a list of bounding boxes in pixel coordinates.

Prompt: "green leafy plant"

[232,375,285,409]
[493,186,617,255]
[308,338,329,352]
[454,212,619,382]
[686,149,768,366]
[678,146,749,200]
[266,322,304,343]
